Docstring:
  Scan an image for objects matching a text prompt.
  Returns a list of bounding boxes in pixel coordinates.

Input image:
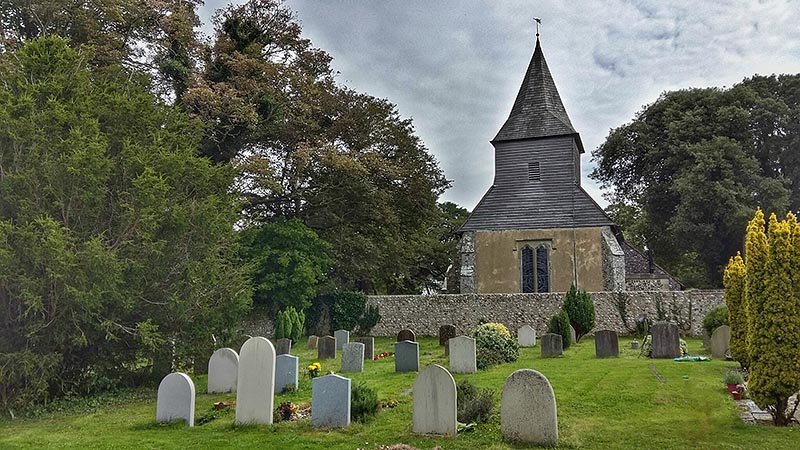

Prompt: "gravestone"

[275,338,292,355]
[439,325,457,355]
[651,322,681,359]
[448,335,477,374]
[569,324,576,344]
[397,329,416,342]
[355,337,374,360]
[541,333,563,358]
[207,347,238,394]
[395,340,420,372]
[312,374,351,428]
[517,325,537,347]
[341,342,365,373]
[156,372,195,426]
[307,335,319,349]
[412,364,457,435]
[318,335,336,359]
[275,354,299,394]
[235,337,276,425]
[631,340,640,350]
[710,325,731,359]
[334,329,350,350]
[594,330,619,358]
[501,369,558,445]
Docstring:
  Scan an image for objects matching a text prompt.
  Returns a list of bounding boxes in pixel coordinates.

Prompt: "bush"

[702,305,729,337]
[456,379,494,423]
[723,369,745,385]
[0,352,62,416]
[563,285,596,342]
[547,309,571,350]
[356,305,381,335]
[274,306,306,343]
[472,323,519,370]
[351,382,379,422]
[330,291,367,332]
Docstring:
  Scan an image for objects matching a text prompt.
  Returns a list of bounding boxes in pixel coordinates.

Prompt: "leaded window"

[521,242,550,293]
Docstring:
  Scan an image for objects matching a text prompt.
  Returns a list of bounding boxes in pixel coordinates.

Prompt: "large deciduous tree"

[594,77,800,287]
[0,37,250,409]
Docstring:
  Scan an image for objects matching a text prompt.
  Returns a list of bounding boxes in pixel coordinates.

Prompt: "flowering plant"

[307,362,321,378]
[277,401,297,421]
[373,352,393,360]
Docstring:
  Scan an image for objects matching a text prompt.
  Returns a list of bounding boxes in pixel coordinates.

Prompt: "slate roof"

[493,38,584,153]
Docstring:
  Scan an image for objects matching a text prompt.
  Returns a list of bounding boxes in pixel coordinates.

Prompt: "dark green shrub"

[472,323,519,369]
[330,291,367,331]
[563,285,595,342]
[351,382,379,422]
[274,306,306,343]
[456,379,494,423]
[0,351,61,416]
[702,305,729,337]
[355,304,381,335]
[547,309,571,349]
[274,310,289,340]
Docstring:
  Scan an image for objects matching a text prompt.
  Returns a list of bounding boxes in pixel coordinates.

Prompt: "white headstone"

[235,337,276,425]
[208,348,238,394]
[312,374,351,428]
[517,325,537,347]
[341,342,365,373]
[412,364,457,436]
[569,324,576,344]
[334,329,350,350]
[448,335,477,374]
[275,354,299,394]
[501,369,558,445]
[157,372,195,426]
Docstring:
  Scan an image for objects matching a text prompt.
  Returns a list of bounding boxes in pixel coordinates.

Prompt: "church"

[458,37,680,294]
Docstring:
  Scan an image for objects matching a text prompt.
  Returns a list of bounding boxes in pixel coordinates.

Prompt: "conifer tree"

[744,208,768,361]
[723,253,747,367]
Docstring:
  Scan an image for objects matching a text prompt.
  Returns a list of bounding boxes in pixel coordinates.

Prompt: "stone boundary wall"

[366,290,724,338]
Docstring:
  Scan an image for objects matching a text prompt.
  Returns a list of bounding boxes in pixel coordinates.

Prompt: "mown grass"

[1,337,799,449]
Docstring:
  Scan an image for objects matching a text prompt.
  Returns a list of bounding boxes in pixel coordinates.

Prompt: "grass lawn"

[1,337,799,449]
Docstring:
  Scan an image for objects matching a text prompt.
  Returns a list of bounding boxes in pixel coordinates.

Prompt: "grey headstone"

[702,330,711,348]
[439,324,457,346]
[157,372,195,426]
[207,348,238,394]
[412,364,457,436]
[275,354,299,394]
[651,322,681,359]
[275,338,292,355]
[355,337,374,360]
[569,324,576,344]
[501,369,558,445]
[312,374,351,428]
[710,325,731,358]
[517,325,537,347]
[631,340,640,350]
[594,330,619,358]
[395,340,420,372]
[448,335,477,374]
[235,337,276,425]
[318,335,336,359]
[334,329,350,350]
[541,333,563,358]
[397,329,416,342]
[307,335,319,349]
[341,342,365,373]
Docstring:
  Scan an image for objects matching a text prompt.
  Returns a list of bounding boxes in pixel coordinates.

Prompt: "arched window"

[521,242,550,293]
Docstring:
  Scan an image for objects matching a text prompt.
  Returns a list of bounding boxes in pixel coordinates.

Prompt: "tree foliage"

[723,253,747,367]
[0,37,250,409]
[547,309,571,350]
[594,77,800,287]
[563,285,595,342]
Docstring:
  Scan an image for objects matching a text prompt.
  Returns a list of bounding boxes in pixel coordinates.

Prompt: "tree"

[240,218,332,313]
[0,37,250,409]
[547,309,571,350]
[592,77,799,287]
[563,285,595,343]
[723,253,747,367]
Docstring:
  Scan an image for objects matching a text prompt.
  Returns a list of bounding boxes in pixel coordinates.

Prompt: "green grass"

[1,337,799,449]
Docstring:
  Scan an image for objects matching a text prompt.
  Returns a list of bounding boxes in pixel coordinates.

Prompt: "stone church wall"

[366,290,723,338]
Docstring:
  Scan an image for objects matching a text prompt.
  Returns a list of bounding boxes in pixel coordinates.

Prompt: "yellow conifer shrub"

[723,253,746,366]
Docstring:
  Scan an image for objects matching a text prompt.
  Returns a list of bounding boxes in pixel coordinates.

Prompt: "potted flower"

[732,384,745,401]
[723,369,744,393]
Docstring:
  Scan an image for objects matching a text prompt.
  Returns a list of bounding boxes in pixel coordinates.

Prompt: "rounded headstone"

[594,330,619,358]
[501,369,557,445]
[235,337,276,425]
[413,364,457,436]
[397,329,416,342]
[207,347,239,394]
[157,372,195,426]
[517,325,537,347]
[710,325,731,359]
[448,335,477,374]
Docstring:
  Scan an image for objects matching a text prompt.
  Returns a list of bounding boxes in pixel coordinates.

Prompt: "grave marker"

[395,340,420,372]
[501,369,558,445]
[318,335,336,359]
[651,322,680,359]
[334,329,350,350]
[156,372,195,426]
[312,374,351,428]
[355,337,374,360]
[397,329,416,342]
[341,342,365,373]
[448,336,477,374]
[541,333,563,358]
[275,354,299,394]
[412,364,457,435]
[307,335,319,349]
[710,325,731,359]
[235,337,276,425]
[275,338,292,356]
[207,348,238,394]
[594,330,619,358]
[517,325,537,347]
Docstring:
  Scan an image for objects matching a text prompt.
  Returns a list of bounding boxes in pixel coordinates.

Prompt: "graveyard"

[1,336,798,450]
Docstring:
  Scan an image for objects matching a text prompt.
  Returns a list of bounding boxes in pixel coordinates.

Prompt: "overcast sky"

[199,0,800,211]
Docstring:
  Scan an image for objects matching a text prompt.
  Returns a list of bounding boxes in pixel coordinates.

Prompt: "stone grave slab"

[307,335,319,349]
[517,325,537,347]
[235,337,275,425]
[312,374,351,428]
[397,329,416,342]
[501,369,558,445]
[395,340,420,372]
[341,342,365,373]
[710,325,731,359]
[208,347,238,394]
[595,330,619,358]
[318,335,336,359]
[439,324,457,355]
[569,324,576,344]
[355,337,374,360]
[275,338,292,356]
[541,333,563,358]
[275,354,299,394]
[157,372,195,426]
[448,335,477,374]
[334,329,350,350]
[412,364,456,435]
[651,322,680,359]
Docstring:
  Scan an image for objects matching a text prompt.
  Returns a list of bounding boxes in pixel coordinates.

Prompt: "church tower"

[459,37,625,294]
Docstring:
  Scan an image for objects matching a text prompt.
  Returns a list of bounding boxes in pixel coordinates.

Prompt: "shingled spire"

[493,38,583,152]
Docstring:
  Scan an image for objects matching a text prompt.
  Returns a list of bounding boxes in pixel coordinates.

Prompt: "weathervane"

[534,17,541,37]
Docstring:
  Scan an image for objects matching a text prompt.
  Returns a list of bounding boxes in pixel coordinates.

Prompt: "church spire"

[493,37,583,152]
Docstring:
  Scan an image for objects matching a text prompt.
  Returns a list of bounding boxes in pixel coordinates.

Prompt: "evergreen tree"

[723,253,747,367]
[563,285,595,342]
[744,209,768,362]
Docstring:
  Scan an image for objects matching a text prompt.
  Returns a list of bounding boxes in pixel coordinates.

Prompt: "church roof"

[493,38,584,152]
